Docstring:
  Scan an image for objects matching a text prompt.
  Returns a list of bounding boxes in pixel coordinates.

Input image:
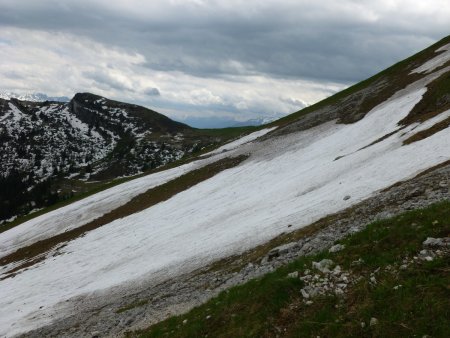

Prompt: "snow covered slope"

[1,38,450,337]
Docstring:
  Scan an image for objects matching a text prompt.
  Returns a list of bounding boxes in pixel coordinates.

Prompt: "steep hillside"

[135,201,450,338]
[0,36,450,337]
[0,94,255,224]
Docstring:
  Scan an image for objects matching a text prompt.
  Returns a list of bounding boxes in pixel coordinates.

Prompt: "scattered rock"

[361,322,366,328]
[300,289,310,299]
[343,195,351,201]
[91,331,100,338]
[182,319,188,325]
[312,259,334,273]
[329,244,345,253]
[332,265,342,275]
[267,249,280,260]
[276,242,299,255]
[287,271,299,278]
[334,288,344,296]
[267,242,301,261]
[351,258,364,266]
[408,187,423,197]
[423,237,450,248]
[369,317,378,326]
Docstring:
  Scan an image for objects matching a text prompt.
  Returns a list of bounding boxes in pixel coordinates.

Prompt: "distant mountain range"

[0,91,70,102]
[178,115,283,128]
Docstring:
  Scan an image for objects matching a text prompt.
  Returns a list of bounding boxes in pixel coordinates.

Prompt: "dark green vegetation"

[0,171,59,222]
[0,155,248,278]
[133,201,450,338]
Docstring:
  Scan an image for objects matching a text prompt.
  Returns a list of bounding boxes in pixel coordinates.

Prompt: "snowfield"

[2,67,450,336]
[0,127,276,259]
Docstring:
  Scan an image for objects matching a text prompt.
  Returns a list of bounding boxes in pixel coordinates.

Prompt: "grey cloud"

[280,97,308,109]
[2,69,26,80]
[0,1,448,84]
[143,87,160,96]
[83,70,130,91]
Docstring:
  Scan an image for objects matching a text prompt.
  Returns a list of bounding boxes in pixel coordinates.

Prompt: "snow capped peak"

[0,91,70,102]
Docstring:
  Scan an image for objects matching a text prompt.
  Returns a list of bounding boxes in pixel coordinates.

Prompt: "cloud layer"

[1,0,449,126]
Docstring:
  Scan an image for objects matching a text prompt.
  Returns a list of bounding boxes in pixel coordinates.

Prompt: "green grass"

[132,201,450,338]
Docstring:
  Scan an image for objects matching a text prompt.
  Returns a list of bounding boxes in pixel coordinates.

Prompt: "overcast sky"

[1,0,449,126]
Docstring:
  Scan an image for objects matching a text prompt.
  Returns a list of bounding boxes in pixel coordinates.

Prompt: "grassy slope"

[134,201,450,338]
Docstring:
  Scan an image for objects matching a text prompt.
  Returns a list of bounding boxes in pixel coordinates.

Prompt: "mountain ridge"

[1,35,450,337]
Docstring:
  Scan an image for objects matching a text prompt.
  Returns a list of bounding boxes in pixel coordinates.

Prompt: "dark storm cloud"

[1,0,448,85]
